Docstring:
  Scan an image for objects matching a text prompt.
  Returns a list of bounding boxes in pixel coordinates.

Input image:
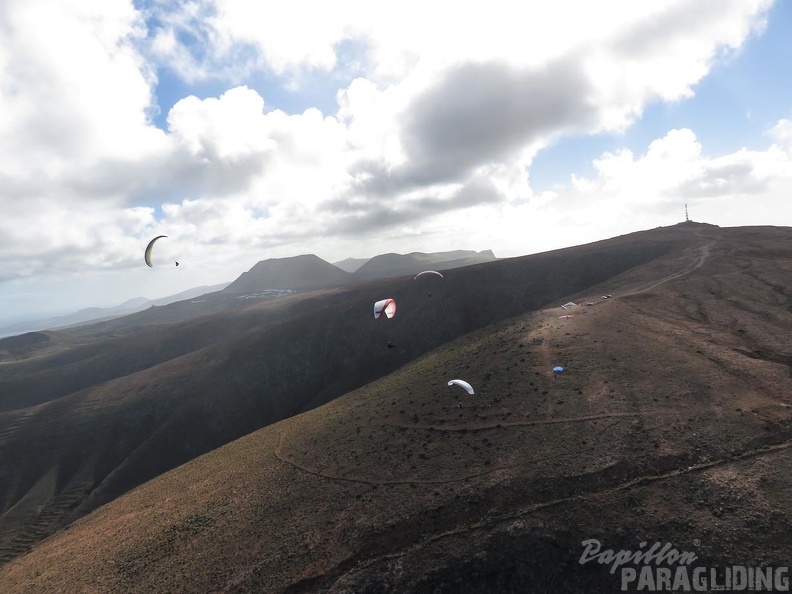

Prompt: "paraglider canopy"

[552,366,565,374]
[373,299,397,319]
[144,235,167,267]
[447,379,474,394]
[414,270,444,281]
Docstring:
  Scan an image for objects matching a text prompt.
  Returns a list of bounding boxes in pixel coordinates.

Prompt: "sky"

[1,0,791,326]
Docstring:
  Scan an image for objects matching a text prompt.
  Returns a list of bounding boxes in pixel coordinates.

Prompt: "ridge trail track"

[289,441,792,594]
[629,240,715,295]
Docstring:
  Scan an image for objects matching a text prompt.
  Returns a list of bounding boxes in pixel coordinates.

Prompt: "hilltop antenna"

[685,204,689,222]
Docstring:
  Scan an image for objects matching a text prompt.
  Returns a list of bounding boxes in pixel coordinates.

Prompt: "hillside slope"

[1,224,790,592]
[224,254,351,293]
[0,226,686,565]
[63,249,494,336]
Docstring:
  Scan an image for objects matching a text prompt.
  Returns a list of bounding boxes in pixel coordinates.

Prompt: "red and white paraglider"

[373,299,397,351]
[373,298,397,319]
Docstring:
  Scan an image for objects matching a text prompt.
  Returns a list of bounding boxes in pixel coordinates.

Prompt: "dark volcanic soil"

[0,223,678,565]
[1,224,791,593]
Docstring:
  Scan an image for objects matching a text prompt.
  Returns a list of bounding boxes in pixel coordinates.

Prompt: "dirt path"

[321,439,792,587]
[273,409,674,487]
[626,241,715,295]
[537,332,552,370]
[272,431,579,486]
[381,409,672,432]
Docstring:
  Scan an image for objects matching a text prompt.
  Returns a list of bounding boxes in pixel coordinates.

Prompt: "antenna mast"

[685,204,689,222]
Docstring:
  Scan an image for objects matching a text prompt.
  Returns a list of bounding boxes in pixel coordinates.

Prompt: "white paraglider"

[447,379,474,394]
[414,270,443,296]
[413,270,444,280]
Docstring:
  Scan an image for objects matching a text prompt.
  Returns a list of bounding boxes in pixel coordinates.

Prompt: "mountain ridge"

[223,253,350,293]
[0,250,499,341]
[0,226,681,566]
[354,249,496,279]
[2,225,791,592]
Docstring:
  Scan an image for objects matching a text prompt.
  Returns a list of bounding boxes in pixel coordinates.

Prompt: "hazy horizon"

[0,246,493,329]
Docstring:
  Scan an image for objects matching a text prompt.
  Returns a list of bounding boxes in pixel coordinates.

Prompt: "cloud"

[313,1,774,228]
[382,123,792,263]
[0,0,784,322]
[327,176,508,235]
[770,118,792,144]
[390,59,591,188]
[0,0,161,175]
[675,160,767,198]
[552,127,792,230]
[611,0,769,97]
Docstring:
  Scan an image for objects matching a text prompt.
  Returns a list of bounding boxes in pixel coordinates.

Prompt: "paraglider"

[373,299,397,319]
[387,341,396,350]
[144,235,167,267]
[552,366,565,382]
[414,270,443,297]
[447,379,474,394]
[414,270,444,281]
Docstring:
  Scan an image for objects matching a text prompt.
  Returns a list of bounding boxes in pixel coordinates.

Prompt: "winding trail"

[273,434,540,486]
[273,410,674,487]
[316,439,792,589]
[273,431,581,486]
[627,241,715,296]
[381,409,672,432]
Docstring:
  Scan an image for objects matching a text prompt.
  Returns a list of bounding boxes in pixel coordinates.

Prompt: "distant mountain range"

[227,249,497,295]
[0,250,496,340]
[353,249,496,280]
[331,256,369,273]
[332,250,495,274]
[0,283,230,339]
[224,254,351,293]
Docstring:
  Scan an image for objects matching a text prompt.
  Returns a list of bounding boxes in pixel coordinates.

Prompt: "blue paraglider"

[552,366,565,382]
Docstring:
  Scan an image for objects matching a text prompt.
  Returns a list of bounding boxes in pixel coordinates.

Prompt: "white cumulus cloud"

[0,0,786,324]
